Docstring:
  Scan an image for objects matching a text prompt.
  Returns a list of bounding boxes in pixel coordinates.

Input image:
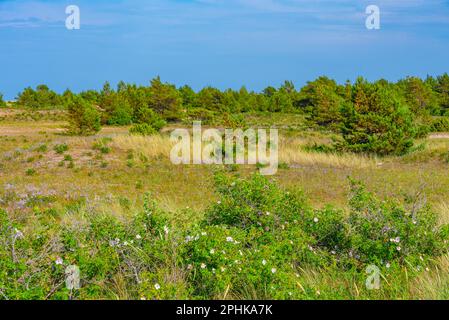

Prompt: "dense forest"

[2,74,449,155]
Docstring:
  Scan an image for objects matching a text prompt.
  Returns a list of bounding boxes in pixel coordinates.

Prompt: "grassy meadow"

[1,109,449,300]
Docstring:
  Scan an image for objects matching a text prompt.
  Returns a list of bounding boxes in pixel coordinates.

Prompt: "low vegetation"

[0,173,448,300]
[0,74,448,300]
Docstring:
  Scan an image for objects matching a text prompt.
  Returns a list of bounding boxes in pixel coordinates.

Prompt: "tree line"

[2,74,449,155]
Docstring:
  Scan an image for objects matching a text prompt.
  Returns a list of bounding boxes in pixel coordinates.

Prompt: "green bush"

[35,144,48,153]
[0,174,447,300]
[92,139,111,154]
[186,173,448,298]
[130,107,166,136]
[430,117,449,132]
[67,96,102,135]
[219,112,247,128]
[0,209,67,299]
[341,79,417,155]
[344,180,447,267]
[25,168,36,176]
[106,95,133,126]
[185,107,217,125]
[53,144,69,154]
[129,123,158,136]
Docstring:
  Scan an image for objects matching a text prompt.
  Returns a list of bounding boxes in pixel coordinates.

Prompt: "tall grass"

[436,202,449,226]
[112,135,174,160]
[111,134,376,169]
[279,137,376,169]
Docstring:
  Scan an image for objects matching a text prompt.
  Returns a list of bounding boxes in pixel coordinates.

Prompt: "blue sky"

[1,0,449,99]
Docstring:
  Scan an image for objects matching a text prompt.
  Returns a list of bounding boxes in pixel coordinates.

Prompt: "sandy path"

[430,133,449,139]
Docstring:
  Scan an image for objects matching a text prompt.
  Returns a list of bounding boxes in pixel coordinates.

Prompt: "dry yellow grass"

[112,134,174,160]
[111,134,377,169]
[279,137,377,169]
[436,201,449,226]
[410,255,449,299]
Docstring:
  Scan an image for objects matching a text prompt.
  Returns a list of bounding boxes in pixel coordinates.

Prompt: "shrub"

[130,108,166,136]
[25,168,36,176]
[143,109,166,130]
[186,108,217,124]
[186,173,449,298]
[344,180,447,267]
[186,173,331,298]
[35,144,48,153]
[0,174,447,300]
[106,95,133,126]
[220,112,247,128]
[54,144,69,154]
[0,209,67,299]
[302,143,336,154]
[430,117,449,132]
[129,123,158,136]
[205,173,309,233]
[92,140,111,154]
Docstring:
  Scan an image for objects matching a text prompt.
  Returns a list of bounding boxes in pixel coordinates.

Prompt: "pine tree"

[341,79,416,155]
[298,76,344,129]
[148,76,183,120]
[0,93,6,107]
[67,95,101,135]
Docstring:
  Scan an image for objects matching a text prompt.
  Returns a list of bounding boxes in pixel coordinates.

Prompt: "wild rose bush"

[184,173,448,298]
[344,180,448,267]
[0,173,448,300]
